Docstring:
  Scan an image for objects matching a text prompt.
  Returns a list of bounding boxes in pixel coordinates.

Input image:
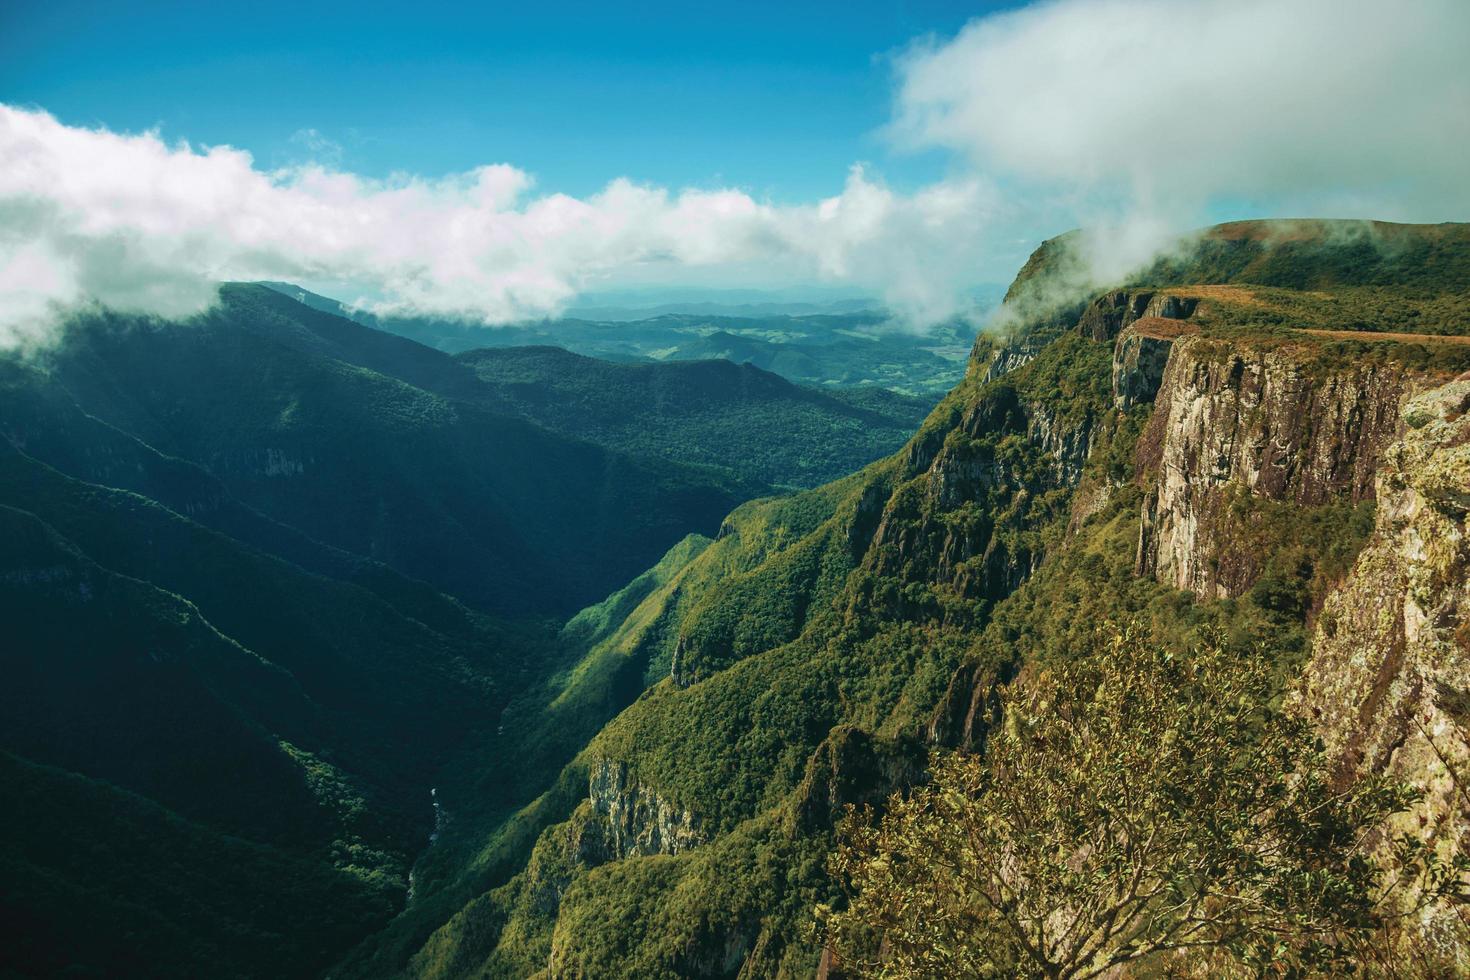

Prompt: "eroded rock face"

[1294,379,1470,964]
[586,758,705,859]
[1028,401,1092,486]
[982,338,1045,383]
[928,658,1017,752]
[523,803,607,918]
[1075,289,1199,344]
[1078,290,1155,342]
[1135,335,1416,598]
[1112,322,1188,410]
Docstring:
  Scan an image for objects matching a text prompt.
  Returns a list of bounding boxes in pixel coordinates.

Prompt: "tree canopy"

[822,626,1419,979]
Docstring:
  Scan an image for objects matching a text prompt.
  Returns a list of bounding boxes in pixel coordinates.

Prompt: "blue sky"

[1,0,1014,200]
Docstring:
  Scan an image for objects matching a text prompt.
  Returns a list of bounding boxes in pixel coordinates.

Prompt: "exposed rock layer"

[586,758,705,859]
[1295,379,1470,964]
[1135,335,1417,598]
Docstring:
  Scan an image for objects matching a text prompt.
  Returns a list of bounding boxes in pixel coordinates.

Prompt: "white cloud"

[3,0,1465,347]
[892,0,1470,225]
[0,105,1004,346]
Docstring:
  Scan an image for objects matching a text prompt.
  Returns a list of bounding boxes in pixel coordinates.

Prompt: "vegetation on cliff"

[822,626,1418,978]
[392,219,1470,979]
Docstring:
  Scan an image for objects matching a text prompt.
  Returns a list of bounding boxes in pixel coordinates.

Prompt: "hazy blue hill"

[218,283,491,403]
[0,441,527,798]
[260,282,972,394]
[224,291,934,488]
[455,345,932,487]
[0,502,333,843]
[0,437,542,978]
[660,326,971,394]
[0,358,492,637]
[37,286,759,616]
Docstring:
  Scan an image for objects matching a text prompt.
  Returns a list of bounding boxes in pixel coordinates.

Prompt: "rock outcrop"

[982,337,1045,383]
[1027,401,1092,486]
[928,658,1016,752]
[1135,335,1417,598]
[1112,318,1195,410]
[869,379,1090,613]
[1294,378,1470,965]
[791,726,926,832]
[585,758,705,860]
[1077,289,1198,343]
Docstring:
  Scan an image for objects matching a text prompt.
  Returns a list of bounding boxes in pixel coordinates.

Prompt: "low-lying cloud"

[0,104,1007,346]
[2,0,1467,347]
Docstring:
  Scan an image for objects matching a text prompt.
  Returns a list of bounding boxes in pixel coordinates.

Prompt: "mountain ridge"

[380,217,1470,978]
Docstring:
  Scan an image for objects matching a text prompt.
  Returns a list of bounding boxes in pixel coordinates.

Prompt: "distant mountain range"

[455,345,932,487]
[565,289,883,320]
[260,282,976,396]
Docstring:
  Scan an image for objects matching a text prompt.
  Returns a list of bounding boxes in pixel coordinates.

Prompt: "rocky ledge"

[584,758,705,860]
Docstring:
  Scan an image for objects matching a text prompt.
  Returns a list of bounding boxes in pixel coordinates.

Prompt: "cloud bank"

[0,104,1005,345]
[893,0,1470,228]
[2,0,1467,346]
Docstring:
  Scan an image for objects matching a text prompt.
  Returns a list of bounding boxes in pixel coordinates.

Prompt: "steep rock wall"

[1294,378,1470,962]
[1135,335,1416,598]
[585,758,705,860]
[1077,289,1197,343]
[1112,318,1196,410]
[981,338,1045,383]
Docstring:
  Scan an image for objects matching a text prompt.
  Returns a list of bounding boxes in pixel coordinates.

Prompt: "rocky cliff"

[1134,333,1418,598]
[584,758,706,859]
[1294,376,1470,965]
[1112,317,1193,410]
[1077,288,1198,343]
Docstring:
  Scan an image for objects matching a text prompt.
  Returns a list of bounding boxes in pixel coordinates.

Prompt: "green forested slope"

[389,219,1470,978]
[455,346,931,488]
[0,751,395,980]
[35,285,758,617]
[0,504,409,977]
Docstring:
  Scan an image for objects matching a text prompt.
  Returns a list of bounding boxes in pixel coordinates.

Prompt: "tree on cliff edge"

[820,626,1421,979]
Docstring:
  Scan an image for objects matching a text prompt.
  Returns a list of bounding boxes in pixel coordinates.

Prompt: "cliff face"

[791,726,927,832]
[868,340,1105,620]
[1134,334,1417,598]
[584,758,705,860]
[1077,288,1198,343]
[1294,377,1470,960]
[1112,318,1194,410]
